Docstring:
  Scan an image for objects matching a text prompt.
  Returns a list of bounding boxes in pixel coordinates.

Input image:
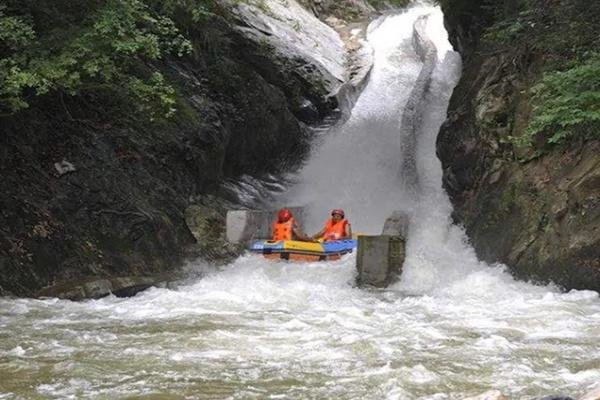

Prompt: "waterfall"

[281,6,454,232]
[279,5,484,293]
[1,4,599,399]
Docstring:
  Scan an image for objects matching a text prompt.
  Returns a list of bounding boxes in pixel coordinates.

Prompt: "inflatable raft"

[250,239,358,261]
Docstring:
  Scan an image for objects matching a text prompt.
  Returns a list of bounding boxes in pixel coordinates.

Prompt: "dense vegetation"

[482,0,599,148]
[439,0,600,150]
[0,0,218,119]
[519,53,600,147]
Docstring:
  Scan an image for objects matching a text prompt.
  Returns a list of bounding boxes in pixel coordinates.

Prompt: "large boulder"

[222,0,348,122]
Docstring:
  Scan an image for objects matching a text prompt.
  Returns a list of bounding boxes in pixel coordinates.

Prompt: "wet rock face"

[223,0,348,123]
[438,7,600,291]
[0,99,204,297]
[0,3,356,298]
[299,0,410,21]
[299,0,376,20]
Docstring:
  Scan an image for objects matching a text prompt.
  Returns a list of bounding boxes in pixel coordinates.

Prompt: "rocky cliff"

[0,0,376,298]
[438,0,600,291]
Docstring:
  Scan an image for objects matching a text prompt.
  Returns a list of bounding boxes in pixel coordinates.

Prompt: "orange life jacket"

[323,218,349,241]
[272,218,295,241]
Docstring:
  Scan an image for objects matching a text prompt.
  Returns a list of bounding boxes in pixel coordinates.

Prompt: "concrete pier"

[356,235,406,287]
[355,211,408,287]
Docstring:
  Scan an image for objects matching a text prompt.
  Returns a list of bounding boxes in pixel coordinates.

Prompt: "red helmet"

[331,209,345,218]
[278,208,292,222]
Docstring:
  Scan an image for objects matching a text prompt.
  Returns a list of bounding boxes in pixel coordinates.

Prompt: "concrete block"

[226,207,304,244]
[356,235,405,287]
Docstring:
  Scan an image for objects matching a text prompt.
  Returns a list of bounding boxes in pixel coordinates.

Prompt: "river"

[1,3,599,400]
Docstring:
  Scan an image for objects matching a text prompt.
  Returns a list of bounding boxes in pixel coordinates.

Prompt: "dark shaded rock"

[185,196,244,261]
[35,275,172,300]
[297,99,320,123]
[538,396,573,400]
[0,1,364,298]
[438,0,600,291]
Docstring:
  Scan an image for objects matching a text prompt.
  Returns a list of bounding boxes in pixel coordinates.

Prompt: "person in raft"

[311,208,352,241]
[272,208,312,242]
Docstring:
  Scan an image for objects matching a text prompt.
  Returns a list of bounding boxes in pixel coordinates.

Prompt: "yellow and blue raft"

[250,239,358,261]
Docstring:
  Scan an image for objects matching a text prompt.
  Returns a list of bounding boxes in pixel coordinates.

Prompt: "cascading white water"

[1,4,599,400]
[280,5,484,294]
[282,6,426,234]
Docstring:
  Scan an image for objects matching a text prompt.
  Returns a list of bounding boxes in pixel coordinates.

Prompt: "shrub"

[0,0,212,118]
[513,53,600,147]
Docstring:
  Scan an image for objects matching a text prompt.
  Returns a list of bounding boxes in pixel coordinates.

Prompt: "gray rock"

[298,98,320,122]
[0,0,371,298]
[381,210,410,237]
[54,159,76,176]
[83,279,113,299]
[110,276,156,298]
[438,23,600,292]
[59,286,87,301]
[222,0,348,115]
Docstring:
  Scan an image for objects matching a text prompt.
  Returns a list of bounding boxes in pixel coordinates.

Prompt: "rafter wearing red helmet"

[272,208,312,242]
[311,209,352,242]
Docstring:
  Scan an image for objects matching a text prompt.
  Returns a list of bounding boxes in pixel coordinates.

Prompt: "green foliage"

[482,0,598,62]
[483,10,529,43]
[129,72,177,120]
[512,53,600,147]
[0,5,35,50]
[463,0,600,150]
[0,0,215,118]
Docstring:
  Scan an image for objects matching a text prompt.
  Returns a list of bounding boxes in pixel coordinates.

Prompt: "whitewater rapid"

[1,3,599,400]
